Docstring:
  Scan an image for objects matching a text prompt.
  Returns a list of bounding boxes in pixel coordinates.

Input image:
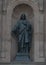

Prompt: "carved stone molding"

[38,0,44,12]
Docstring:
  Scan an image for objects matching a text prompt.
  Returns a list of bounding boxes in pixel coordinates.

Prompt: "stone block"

[39,41,44,57]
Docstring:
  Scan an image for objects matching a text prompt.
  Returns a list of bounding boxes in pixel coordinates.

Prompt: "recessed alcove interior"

[11,4,34,62]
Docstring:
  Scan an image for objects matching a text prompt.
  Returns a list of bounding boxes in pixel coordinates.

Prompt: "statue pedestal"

[15,53,30,62]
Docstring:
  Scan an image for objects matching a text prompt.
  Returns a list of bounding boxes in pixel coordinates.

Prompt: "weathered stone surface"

[0,0,45,63]
[38,0,44,11]
[44,0,46,62]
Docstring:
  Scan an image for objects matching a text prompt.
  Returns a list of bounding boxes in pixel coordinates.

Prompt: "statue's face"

[20,14,26,20]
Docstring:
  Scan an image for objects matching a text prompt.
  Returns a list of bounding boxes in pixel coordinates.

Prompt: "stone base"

[13,53,31,62]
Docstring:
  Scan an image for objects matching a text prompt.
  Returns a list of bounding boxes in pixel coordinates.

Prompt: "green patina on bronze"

[11,14,32,53]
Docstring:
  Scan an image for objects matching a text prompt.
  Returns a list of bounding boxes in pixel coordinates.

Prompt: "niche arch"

[6,0,40,62]
[11,3,34,61]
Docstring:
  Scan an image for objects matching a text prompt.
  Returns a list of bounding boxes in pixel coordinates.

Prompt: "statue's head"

[20,14,26,20]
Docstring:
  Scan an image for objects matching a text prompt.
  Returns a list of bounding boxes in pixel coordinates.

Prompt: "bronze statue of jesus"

[11,14,32,53]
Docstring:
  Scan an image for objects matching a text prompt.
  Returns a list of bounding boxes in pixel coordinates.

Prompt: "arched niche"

[11,4,34,61]
[4,0,43,62]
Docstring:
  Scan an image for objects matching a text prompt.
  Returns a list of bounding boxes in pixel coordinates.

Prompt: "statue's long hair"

[20,14,26,20]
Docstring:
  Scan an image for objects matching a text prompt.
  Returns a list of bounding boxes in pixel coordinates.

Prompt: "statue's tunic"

[12,20,32,48]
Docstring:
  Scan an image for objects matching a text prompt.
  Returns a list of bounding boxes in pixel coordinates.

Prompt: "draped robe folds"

[11,19,32,52]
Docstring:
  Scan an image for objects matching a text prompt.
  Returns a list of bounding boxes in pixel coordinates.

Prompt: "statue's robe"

[11,20,32,49]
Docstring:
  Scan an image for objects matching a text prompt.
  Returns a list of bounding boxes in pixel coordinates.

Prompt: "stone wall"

[44,0,46,61]
[0,0,45,63]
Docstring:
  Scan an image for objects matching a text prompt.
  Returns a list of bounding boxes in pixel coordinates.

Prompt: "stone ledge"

[0,62,46,65]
